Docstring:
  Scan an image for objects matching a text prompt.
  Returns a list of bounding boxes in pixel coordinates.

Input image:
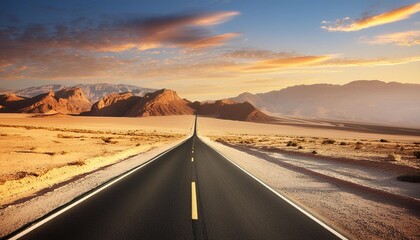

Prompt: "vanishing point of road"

[9,117,346,240]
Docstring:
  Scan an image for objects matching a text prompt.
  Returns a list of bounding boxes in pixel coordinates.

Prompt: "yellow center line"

[191,182,198,220]
[191,157,194,162]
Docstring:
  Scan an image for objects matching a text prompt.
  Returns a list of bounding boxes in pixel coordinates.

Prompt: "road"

[10,117,345,240]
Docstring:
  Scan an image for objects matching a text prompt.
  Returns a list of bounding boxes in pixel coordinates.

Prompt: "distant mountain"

[87,89,195,117]
[195,99,273,122]
[0,87,91,114]
[86,89,272,122]
[12,83,156,103]
[230,80,420,127]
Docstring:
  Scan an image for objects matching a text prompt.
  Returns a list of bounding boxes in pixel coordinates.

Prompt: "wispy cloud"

[0,11,240,79]
[320,56,420,67]
[361,30,420,46]
[321,3,420,32]
[223,49,293,59]
[238,56,331,72]
[223,49,420,74]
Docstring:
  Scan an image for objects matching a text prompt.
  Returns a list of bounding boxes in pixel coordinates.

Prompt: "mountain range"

[0,88,91,114]
[0,87,271,122]
[1,80,419,126]
[10,83,156,103]
[231,80,420,127]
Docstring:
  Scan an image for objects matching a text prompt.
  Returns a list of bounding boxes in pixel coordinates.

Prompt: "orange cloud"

[180,33,240,49]
[192,11,240,26]
[320,56,420,67]
[361,30,420,46]
[222,51,420,74]
[234,56,331,72]
[322,3,420,32]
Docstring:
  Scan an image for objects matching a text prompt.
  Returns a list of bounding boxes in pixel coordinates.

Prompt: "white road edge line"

[199,137,348,240]
[9,136,192,240]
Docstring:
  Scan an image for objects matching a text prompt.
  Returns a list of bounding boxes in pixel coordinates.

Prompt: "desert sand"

[0,114,194,207]
[198,117,420,240]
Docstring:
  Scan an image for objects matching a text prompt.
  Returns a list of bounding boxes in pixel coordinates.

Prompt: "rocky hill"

[196,99,273,122]
[0,87,92,114]
[86,89,272,122]
[86,89,196,117]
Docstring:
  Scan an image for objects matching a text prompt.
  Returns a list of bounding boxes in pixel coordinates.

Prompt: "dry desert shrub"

[413,151,420,159]
[57,133,74,139]
[67,160,85,166]
[386,153,401,161]
[355,142,363,150]
[322,139,336,144]
[15,171,39,179]
[44,152,56,156]
[101,136,113,143]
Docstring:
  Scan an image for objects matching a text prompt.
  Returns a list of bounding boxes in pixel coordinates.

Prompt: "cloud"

[320,56,420,67]
[223,49,294,59]
[0,51,131,79]
[173,32,240,49]
[231,55,332,72]
[0,11,240,79]
[0,11,240,57]
[322,3,420,32]
[361,30,420,46]
[223,50,420,74]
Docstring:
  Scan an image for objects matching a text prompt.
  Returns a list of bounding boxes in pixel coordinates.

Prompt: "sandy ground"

[198,117,420,240]
[0,114,194,207]
[199,117,420,169]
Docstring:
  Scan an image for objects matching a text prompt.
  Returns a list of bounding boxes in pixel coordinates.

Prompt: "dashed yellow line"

[191,182,198,220]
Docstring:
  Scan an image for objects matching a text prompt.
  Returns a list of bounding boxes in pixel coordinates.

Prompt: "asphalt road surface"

[10,117,345,240]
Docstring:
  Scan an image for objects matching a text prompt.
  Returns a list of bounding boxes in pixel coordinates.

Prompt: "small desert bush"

[413,151,420,159]
[397,172,420,183]
[339,142,347,145]
[101,136,117,144]
[57,134,74,139]
[287,141,298,147]
[15,171,39,179]
[44,152,56,156]
[0,133,7,136]
[386,153,401,161]
[298,146,303,149]
[322,139,336,144]
[380,139,389,143]
[355,142,363,150]
[67,160,85,166]
[312,150,318,154]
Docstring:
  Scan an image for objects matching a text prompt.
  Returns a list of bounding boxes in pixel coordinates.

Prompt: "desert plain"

[199,117,420,239]
[0,114,419,239]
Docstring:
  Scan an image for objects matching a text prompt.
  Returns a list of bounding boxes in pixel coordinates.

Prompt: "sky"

[0,0,419,100]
